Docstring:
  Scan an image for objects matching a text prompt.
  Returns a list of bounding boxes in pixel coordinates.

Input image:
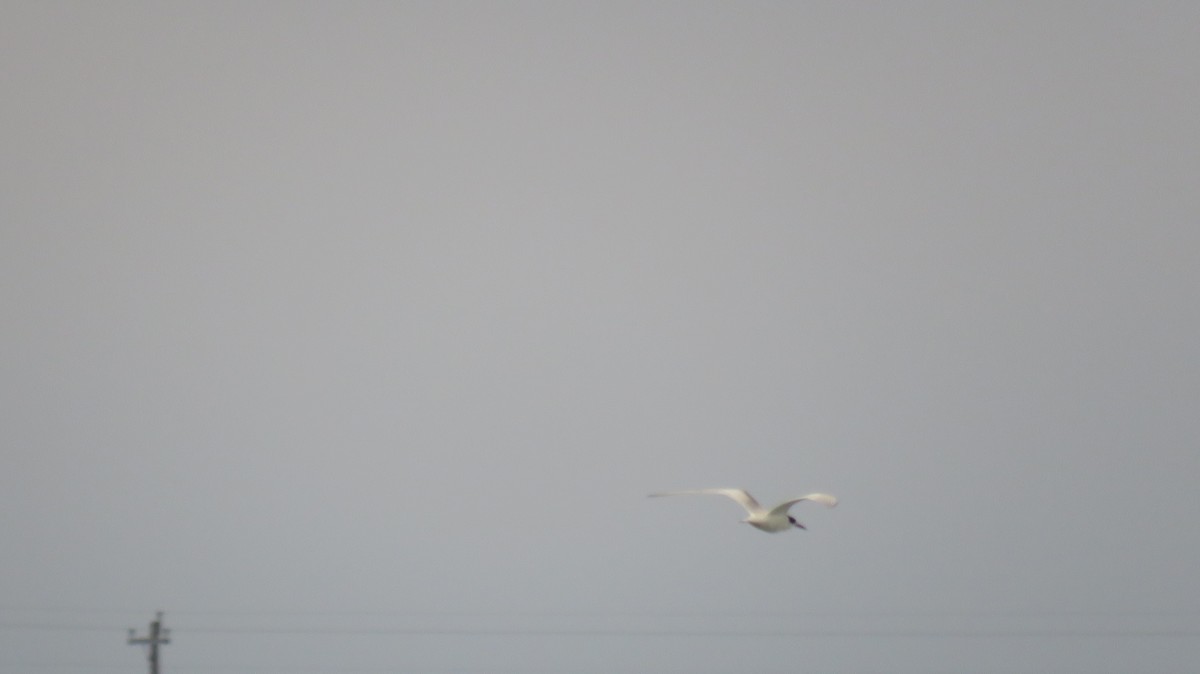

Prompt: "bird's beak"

[793,521,807,530]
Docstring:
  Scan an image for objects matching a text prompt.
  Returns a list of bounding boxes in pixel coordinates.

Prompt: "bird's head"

[788,516,806,530]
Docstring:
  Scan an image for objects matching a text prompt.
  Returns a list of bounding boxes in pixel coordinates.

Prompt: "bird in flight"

[649,488,838,533]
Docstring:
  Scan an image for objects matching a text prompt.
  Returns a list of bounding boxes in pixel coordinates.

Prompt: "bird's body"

[649,488,837,533]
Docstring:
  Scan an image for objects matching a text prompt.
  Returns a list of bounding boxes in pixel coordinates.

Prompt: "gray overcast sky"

[2,2,1198,673]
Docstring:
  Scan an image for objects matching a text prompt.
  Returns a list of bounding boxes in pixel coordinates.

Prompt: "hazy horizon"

[3,3,1198,673]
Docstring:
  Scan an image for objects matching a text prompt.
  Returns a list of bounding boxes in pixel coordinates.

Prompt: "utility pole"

[128,611,170,674]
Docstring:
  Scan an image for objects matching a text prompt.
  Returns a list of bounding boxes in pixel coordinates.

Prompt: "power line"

[2,623,1196,638]
[176,626,1200,638]
[0,622,118,632]
[3,605,1200,619]
[4,665,1200,674]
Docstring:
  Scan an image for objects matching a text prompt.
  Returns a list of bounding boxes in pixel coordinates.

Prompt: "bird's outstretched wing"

[766,493,839,518]
[648,488,763,516]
